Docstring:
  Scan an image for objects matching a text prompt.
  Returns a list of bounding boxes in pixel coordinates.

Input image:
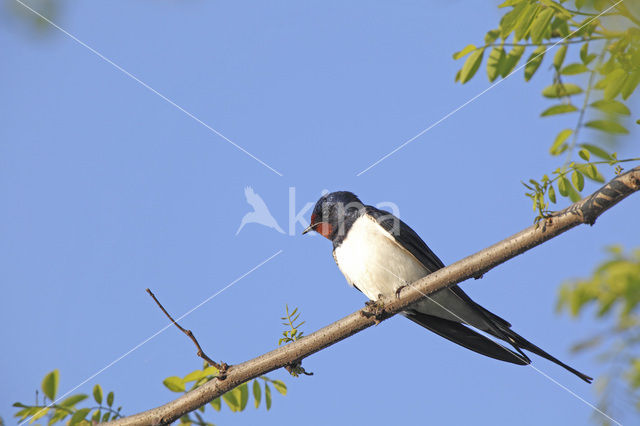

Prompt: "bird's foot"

[361,298,386,324]
[395,284,409,298]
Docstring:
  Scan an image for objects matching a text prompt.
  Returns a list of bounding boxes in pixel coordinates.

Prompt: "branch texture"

[109,166,640,426]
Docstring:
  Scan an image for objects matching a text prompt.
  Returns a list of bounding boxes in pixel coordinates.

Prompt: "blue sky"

[2,1,639,425]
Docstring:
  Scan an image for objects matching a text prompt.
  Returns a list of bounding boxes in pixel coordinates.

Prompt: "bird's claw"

[395,285,408,298]
[362,298,386,324]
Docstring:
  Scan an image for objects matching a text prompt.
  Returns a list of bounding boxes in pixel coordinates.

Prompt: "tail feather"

[471,303,593,383]
[404,311,530,366]
[406,303,593,384]
[499,327,593,383]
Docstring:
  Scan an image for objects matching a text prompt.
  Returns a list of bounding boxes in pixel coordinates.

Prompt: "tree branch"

[145,288,226,374]
[109,166,640,426]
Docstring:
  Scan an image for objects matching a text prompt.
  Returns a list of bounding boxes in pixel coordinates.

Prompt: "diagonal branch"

[110,166,640,426]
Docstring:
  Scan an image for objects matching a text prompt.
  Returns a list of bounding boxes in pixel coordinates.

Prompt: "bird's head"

[303,191,364,240]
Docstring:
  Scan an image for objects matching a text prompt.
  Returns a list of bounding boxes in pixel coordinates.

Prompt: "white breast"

[333,215,428,301]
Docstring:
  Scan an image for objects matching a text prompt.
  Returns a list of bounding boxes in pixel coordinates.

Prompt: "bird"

[236,186,284,235]
[302,191,592,383]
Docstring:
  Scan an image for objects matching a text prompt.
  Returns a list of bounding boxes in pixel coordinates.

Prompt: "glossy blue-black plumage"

[307,191,593,383]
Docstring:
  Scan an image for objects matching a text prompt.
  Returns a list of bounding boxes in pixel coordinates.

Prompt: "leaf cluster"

[278,305,305,346]
[162,364,287,425]
[558,246,640,319]
[14,365,289,425]
[13,370,122,425]
[454,0,640,221]
[557,246,640,417]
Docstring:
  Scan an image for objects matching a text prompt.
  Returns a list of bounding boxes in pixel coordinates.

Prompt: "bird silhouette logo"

[236,187,285,235]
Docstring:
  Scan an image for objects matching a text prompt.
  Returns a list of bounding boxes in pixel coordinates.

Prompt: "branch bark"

[109,166,640,426]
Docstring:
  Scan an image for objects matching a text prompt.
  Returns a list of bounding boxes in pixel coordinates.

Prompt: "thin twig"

[146,288,226,373]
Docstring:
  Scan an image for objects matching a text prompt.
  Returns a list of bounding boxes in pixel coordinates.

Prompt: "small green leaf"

[93,384,103,405]
[459,49,484,84]
[271,380,287,395]
[578,149,590,161]
[548,185,557,203]
[567,185,581,202]
[42,370,59,401]
[572,170,585,191]
[183,370,206,383]
[453,44,477,60]
[484,29,500,45]
[486,47,505,82]
[14,407,36,421]
[553,44,567,70]
[558,176,570,196]
[163,376,186,393]
[253,380,261,409]
[210,397,221,412]
[584,120,629,134]
[60,394,88,407]
[525,46,545,81]
[604,69,627,100]
[500,45,525,77]
[561,63,589,75]
[69,408,90,426]
[585,53,597,65]
[542,83,583,98]
[549,129,572,155]
[222,390,240,412]
[265,383,272,410]
[541,104,578,116]
[498,0,522,7]
[580,144,612,160]
[515,3,539,40]
[580,43,589,62]
[91,409,101,423]
[589,99,630,115]
[50,408,69,423]
[102,412,111,422]
[621,70,640,99]
[578,163,605,182]
[107,391,114,407]
[239,383,249,411]
[202,366,219,377]
[500,2,528,39]
[30,407,49,423]
[559,173,581,201]
[530,8,554,43]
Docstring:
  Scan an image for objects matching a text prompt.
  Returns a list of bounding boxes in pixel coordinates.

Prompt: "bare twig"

[110,167,640,426]
[145,288,227,375]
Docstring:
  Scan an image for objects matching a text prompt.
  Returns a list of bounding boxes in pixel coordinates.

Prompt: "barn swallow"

[303,191,592,383]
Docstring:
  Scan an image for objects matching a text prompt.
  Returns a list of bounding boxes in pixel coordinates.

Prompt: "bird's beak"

[302,223,315,235]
